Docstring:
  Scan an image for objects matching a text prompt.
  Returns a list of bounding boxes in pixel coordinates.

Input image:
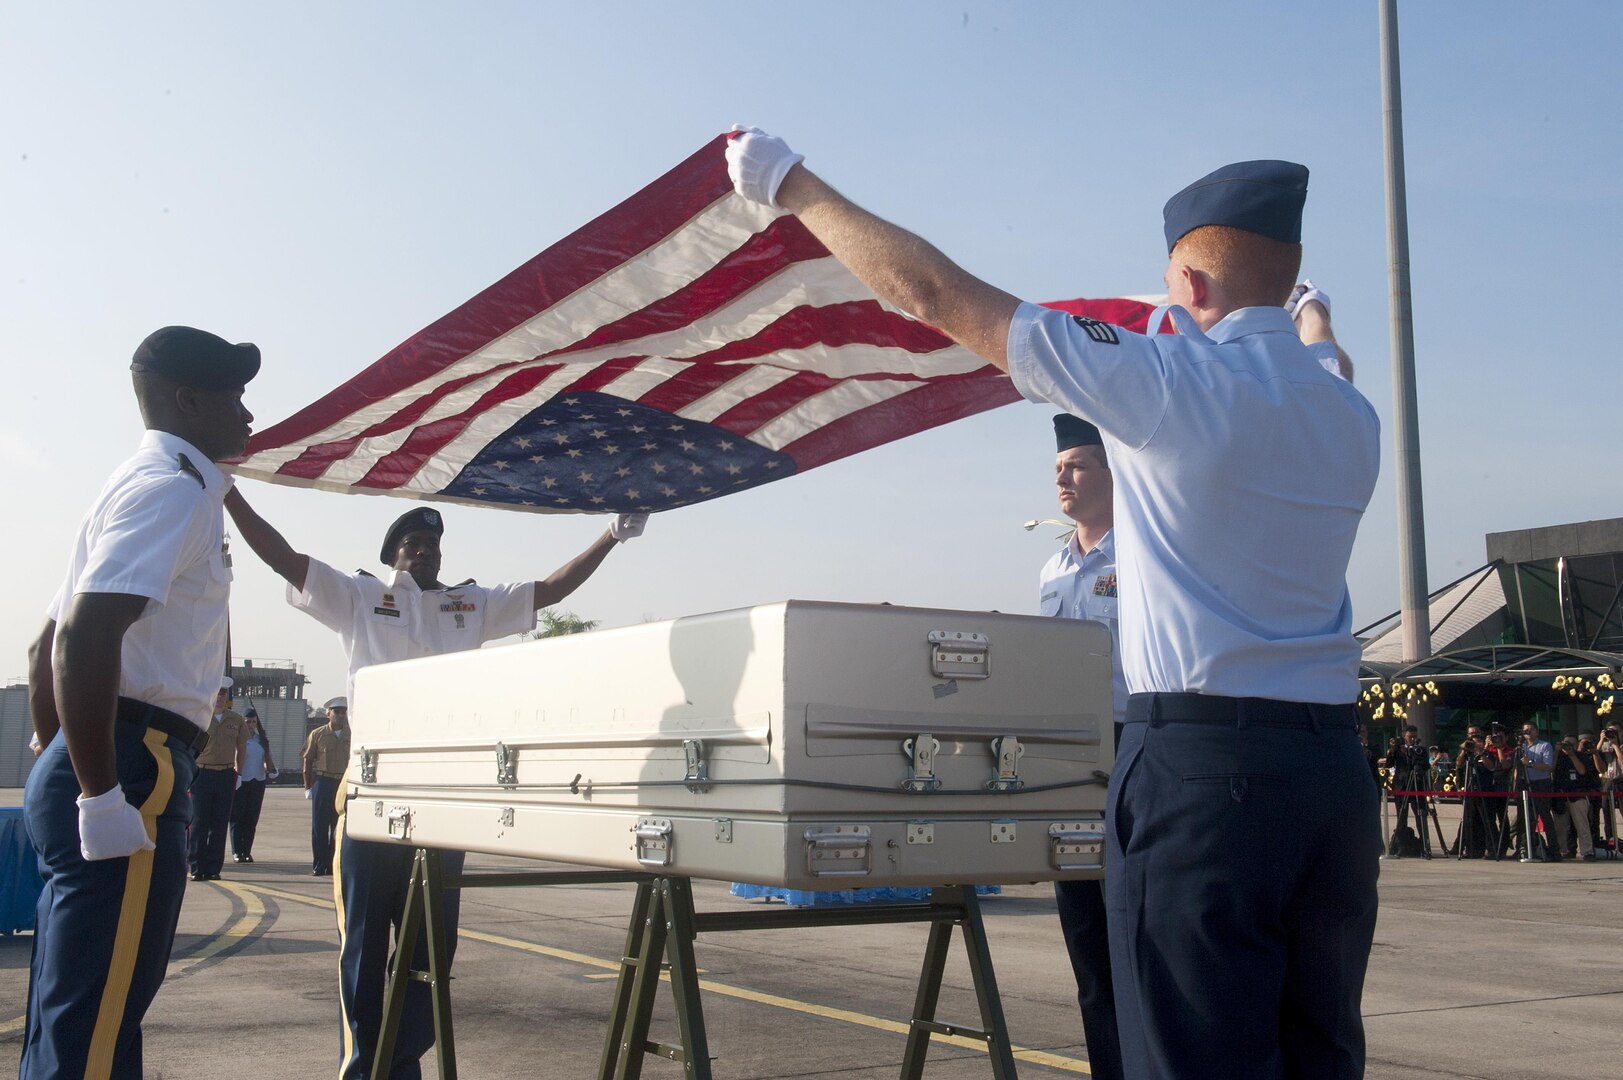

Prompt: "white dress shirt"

[47,430,233,730]
[1009,303,1380,704]
[1039,528,1127,725]
[289,558,537,708]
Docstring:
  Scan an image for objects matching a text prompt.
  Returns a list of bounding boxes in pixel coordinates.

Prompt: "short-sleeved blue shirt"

[1008,303,1380,704]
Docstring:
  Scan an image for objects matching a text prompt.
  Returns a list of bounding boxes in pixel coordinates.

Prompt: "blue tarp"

[0,807,43,935]
[729,882,1000,907]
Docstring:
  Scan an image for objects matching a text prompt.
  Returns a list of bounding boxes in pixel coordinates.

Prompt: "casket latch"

[987,735,1025,791]
[682,739,710,793]
[901,734,941,792]
[495,742,518,786]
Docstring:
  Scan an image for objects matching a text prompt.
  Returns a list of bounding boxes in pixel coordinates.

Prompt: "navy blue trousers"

[21,714,197,1080]
[1106,697,1381,1080]
[1054,878,1124,1080]
[333,816,464,1080]
[229,778,267,858]
[310,775,341,874]
[187,767,235,876]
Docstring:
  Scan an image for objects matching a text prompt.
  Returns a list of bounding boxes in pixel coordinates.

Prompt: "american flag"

[230,135,1163,514]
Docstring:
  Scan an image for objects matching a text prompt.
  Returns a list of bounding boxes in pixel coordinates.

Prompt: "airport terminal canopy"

[1358,517,1623,711]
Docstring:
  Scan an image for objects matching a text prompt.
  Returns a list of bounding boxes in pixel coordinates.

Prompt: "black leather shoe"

[191,871,206,882]
[242,854,254,864]
[233,854,245,863]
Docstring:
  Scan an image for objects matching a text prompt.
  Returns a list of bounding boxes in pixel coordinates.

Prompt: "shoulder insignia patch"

[176,453,207,488]
[1071,316,1120,345]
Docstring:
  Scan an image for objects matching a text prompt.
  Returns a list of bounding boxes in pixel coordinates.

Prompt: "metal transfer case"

[344,600,1114,890]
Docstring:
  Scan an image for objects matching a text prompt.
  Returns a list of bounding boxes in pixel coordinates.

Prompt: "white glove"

[268,769,279,781]
[725,126,803,208]
[1285,279,1330,319]
[304,786,315,800]
[77,785,155,861]
[610,512,648,542]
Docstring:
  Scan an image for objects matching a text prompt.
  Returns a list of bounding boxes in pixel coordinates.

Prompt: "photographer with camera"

[1453,738,1495,858]
[1551,735,1596,860]
[1479,728,1515,857]
[1516,721,1561,862]
[1388,725,1431,856]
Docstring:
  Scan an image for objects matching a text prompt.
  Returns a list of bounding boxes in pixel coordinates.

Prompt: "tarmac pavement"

[1,787,1618,1079]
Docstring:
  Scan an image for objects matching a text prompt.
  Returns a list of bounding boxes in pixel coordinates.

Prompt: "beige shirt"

[196,709,247,768]
[304,725,351,777]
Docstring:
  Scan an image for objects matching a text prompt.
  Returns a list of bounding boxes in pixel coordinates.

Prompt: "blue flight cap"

[131,326,261,389]
[1162,160,1310,253]
[1053,414,1103,453]
[380,506,444,564]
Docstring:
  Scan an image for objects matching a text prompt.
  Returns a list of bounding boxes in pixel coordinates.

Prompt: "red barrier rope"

[1386,789,1614,799]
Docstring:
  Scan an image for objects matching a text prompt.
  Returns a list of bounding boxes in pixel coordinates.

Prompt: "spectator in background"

[230,707,276,863]
[303,699,349,876]
[1480,729,1515,857]
[1599,726,1623,851]
[1454,739,1493,858]
[189,681,248,881]
[1552,735,1595,860]
[1517,721,1561,862]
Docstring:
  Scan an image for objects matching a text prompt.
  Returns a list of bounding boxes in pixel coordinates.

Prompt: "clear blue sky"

[4,2,1619,704]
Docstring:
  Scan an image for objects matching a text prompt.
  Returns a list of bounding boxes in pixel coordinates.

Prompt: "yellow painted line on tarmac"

[0,881,273,1040]
[228,883,1092,1074]
[170,881,266,975]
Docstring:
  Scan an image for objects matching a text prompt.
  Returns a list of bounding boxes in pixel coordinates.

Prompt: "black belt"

[199,763,235,771]
[316,771,345,780]
[1128,692,1356,731]
[117,696,209,754]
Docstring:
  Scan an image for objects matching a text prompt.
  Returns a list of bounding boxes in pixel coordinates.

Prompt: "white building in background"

[0,657,317,788]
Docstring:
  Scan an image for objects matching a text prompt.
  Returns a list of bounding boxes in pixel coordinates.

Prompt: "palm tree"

[523,609,600,640]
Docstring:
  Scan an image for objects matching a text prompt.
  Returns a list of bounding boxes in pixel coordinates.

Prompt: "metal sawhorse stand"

[376,849,1022,1079]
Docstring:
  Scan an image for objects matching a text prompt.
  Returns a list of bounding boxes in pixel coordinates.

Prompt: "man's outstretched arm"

[224,487,311,591]
[729,129,1021,372]
[533,513,647,610]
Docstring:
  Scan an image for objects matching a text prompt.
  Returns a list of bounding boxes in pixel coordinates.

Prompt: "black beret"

[1054,414,1103,453]
[380,506,444,565]
[130,325,261,390]
[1162,160,1309,253]
[243,707,258,718]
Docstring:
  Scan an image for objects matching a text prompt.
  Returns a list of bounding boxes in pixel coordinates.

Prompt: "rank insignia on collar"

[1072,316,1120,345]
[176,453,207,488]
[1092,573,1117,597]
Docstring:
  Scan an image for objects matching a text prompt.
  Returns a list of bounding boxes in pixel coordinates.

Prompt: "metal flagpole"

[1380,0,1434,739]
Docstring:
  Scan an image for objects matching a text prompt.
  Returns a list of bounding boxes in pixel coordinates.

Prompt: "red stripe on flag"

[1040,297,1160,333]
[630,363,751,414]
[241,134,738,458]
[708,370,840,435]
[547,216,830,362]
[276,436,369,481]
[694,299,953,364]
[555,355,649,396]
[777,370,1021,471]
[353,365,564,490]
